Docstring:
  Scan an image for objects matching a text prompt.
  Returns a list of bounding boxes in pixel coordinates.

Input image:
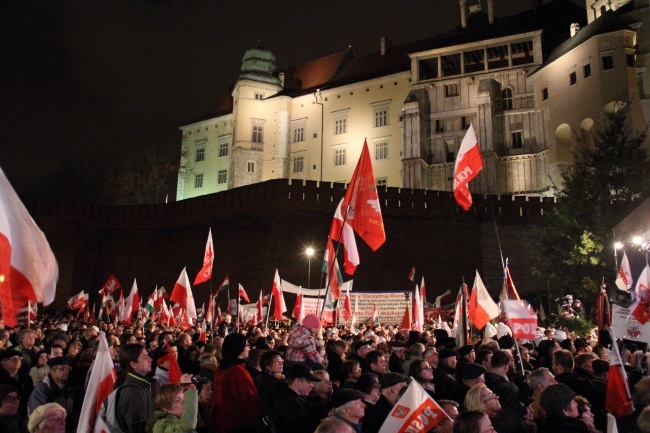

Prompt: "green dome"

[239,48,281,85]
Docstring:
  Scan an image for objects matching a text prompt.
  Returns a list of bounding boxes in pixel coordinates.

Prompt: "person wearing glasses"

[464,384,507,432]
[27,356,80,433]
[0,384,27,433]
[0,349,34,418]
[408,359,436,398]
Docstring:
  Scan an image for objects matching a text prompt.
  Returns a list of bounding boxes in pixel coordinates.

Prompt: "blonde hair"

[464,383,489,412]
[154,384,183,412]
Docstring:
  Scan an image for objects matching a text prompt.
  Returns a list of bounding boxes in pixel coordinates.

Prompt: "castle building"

[176,0,648,201]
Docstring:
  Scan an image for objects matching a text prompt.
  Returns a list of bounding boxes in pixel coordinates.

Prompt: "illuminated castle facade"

[177,0,649,201]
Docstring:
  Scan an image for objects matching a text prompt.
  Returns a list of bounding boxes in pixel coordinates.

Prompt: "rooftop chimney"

[380,36,393,56]
[460,0,468,28]
[570,23,581,37]
[487,0,494,25]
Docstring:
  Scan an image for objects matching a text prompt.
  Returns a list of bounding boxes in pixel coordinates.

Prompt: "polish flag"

[413,285,424,332]
[371,305,379,326]
[77,332,116,433]
[205,294,215,324]
[194,228,214,286]
[165,341,182,384]
[255,291,263,325]
[606,329,635,417]
[323,239,343,301]
[631,264,650,325]
[615,251,633,291]
[238,283,250,303]
[420,276,427,302]
[121,280,140,326]
[329,199,360,275]
[453,124,483,211]
[399,306,412,331]
[468,270,500,330]
[341,140,386,251]
[0,168,58,327]
[500,264,521,301]
[378,381,449,433]
[271,269,286,321]
[68,290,87,310]
[293,287,304,324]
[170,267,197,322]
[407,266,416,281]
[501,299,537,339]
[343,287,352,322]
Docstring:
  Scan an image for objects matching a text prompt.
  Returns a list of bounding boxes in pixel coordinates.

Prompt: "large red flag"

[271,269,286,321]
[399,306,412,331]
[255,291,263,325]
[606,330,635,417]
[293,287,304,324]
[340,140,386,251]
[194,228,214,286]
[468,270,500,330]
[453,124,483,211]
[343,288,352,322]
[170,267,197,322]
[0,167,58,326]
[77,332,116,433]
[165,341,182,383]
[238,283,250,303]
[329,199,360,275]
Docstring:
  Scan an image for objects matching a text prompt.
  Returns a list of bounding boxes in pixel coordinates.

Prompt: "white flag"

[616,251,633,291]
[378,381,449,433]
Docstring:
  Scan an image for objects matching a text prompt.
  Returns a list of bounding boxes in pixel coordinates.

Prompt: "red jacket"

[211,363,261,433]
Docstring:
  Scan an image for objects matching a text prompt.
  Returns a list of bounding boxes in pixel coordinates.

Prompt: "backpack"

[96,385,134,433]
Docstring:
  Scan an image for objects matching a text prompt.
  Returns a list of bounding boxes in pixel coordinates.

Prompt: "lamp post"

[306,247,314,290]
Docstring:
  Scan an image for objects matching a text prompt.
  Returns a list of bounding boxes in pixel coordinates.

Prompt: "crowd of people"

[0,311,649,433]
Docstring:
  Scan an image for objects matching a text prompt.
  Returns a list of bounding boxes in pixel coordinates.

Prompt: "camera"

[191,375,208,385]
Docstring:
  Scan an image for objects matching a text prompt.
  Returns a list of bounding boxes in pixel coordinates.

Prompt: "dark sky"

[0,0,538,203]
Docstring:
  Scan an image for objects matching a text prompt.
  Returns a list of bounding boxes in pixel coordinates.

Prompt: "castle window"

[376,177,388,188]
[627,53,636,68]
[445,84,459,97]
[418,57,439,81]
[602,55,613,70]
[583,63,591,78]
[569,71,577,86]
[375,142,388,160]
[502,88,513,110]
[464,49,485,73]
[334,117,347,135]
[293,156,304,173]
[461,116,470,130]
[441,53,461,77]
[511,132,523,149]
[293,127,305,143]
[195,146,205,162]
[445,139,457,163]
[435,119,445,133]
[218,140,229,157]
[252,125,263,143]
[247,161,255,173]
[374,108,388,127]
[334,149,347,166]
[542,87,549,101]
[194,174,204,188]
[218,170,227,184]
[254,92,264,100]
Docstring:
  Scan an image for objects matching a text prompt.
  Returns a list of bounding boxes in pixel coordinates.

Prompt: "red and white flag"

[323,239,343,301]
[293,287,304,324]
[329,199,360,275]
[341,140,386,251]
[77,332,116,433]
[343,286,352,322]
[99,274,121,295]
[420,276,427,303]
[170,267,197,322]
[453,124,483,211]
[606,329,635,417]
[255,291,263,325]
[121,280,140,326]
[271,269,286,321]
[0,167,58,327]
[407,267,416,281]
[378,381,449,433]
[501,299,536,339]
[468,270,500,330]
[615,251,633,291]
[194,228,214,286]
[68,290,87,310]
[238,283,250,303]
[501,265,521,301]
[631,264,650,325]
[399,306,412,332]
[371,305,379,326]
[205,294,215,324]
[413,285,424,332]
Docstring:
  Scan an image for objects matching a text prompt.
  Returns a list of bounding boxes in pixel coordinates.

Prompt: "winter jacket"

[145,387,198,433]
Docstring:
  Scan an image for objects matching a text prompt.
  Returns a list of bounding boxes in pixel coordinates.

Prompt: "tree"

[534,105,650,302]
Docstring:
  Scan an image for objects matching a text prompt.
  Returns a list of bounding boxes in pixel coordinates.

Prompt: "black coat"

[362,394,393,433]
[271,384,323,433]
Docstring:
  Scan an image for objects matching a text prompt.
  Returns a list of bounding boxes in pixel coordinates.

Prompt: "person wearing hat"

[353,373,381,407]
[0,384,27,433]
[271,364,323,433]
[211,333,260,433]
[0,349,34,418]
[349,340,373,368]
[433,349,460,402]
[27,402,65,433]
[28,355,79,432]
[387,341,406,375]
[455,344,476,382]
[285,314,324,370]
[456,362,486,409]
[331,389,365,433]
[362,373,410,433]
[539,383,589,432]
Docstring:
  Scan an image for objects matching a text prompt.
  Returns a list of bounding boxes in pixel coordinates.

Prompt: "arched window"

[502,88,513,111]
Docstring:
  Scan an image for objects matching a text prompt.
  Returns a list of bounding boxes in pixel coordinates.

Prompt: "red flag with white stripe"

[238,283,250,303]
[194,228,214,286]
[271,269,286,321]
[255,291,263,325]
[329,199,360,275]
[170,267,197,322]
[293,287,304,324]
[468,270,500,330]
[0,168,58,327]
[453,124,483,211]
[606,329,635,417]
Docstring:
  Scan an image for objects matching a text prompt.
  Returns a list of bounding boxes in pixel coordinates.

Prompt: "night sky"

[1,0,544,203]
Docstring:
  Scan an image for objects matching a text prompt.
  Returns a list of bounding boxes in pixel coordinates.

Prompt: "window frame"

[292,155,305,173]
[293,126,305,143]
[194,174,204,188]
[247,161,255,173]
[375,142,389,160]
[334,148,347,167]
[195,146,205,162]
[217,170,228,184]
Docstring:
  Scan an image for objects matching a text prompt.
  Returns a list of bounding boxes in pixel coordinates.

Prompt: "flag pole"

[265,294,273,328]
[319,204,350,321]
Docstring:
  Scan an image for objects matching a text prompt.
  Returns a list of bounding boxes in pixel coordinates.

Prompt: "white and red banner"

[631,264,650,325]
[453,123,483,211]
[271,269,287,321]
[606,329,635,417]
[378,381,449,433]
[77,332,116,433]
[341,140,386,251]
[329,199,360,275]
[68,290,88,310]
[100,274,121,295]
[615,251,633,291]
[501,299,537,339]
[468,270,500,330]
[170,267,197,322]
[121,280,140,326]
[0,168,58,326]
[194,228,214,286]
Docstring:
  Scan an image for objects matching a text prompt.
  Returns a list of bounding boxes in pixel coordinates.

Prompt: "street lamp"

[306,247,314,290]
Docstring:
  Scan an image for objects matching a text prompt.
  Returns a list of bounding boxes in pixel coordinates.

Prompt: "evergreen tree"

[535,105,650,302]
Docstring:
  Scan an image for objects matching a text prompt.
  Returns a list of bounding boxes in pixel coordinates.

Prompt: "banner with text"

[611,305,650,343]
